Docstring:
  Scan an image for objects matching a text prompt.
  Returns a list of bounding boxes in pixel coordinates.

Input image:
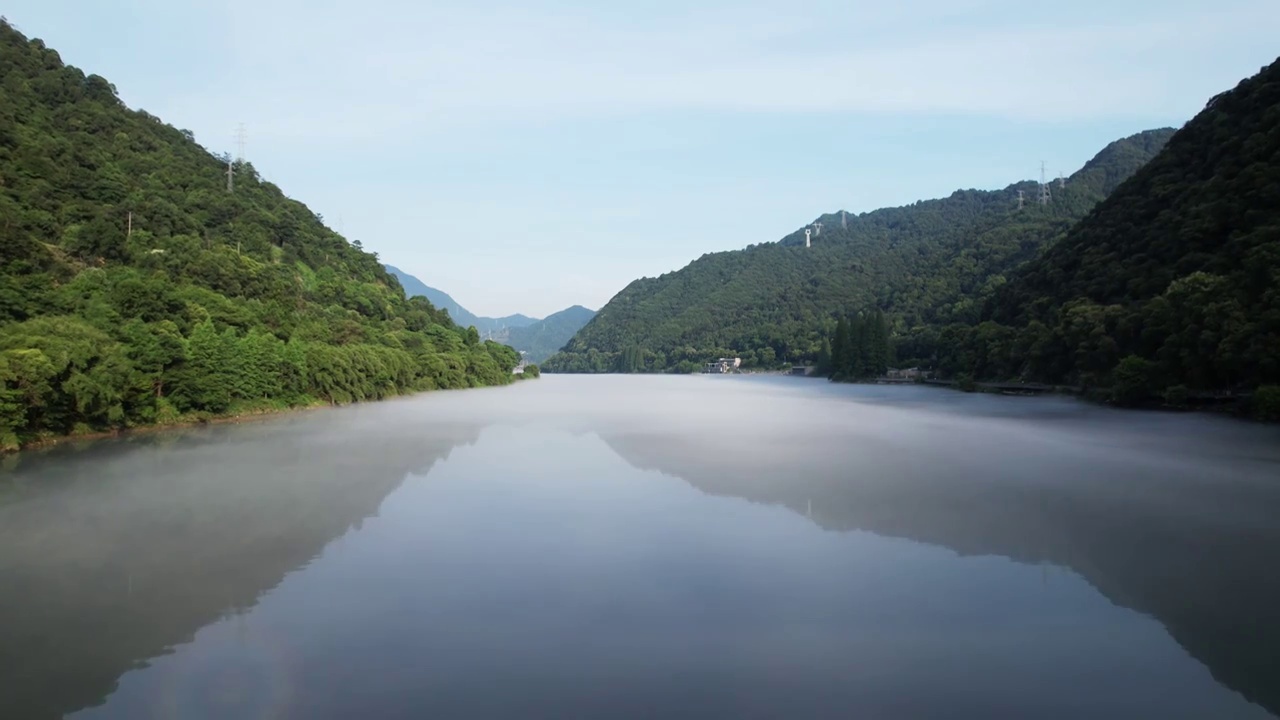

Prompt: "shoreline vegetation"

[4,368,543,457]
[706,368,1274,420]
[5,398,329,457]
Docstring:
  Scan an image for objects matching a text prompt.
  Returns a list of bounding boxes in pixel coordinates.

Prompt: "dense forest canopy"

[947,56,1280,407]
[0,20,522,451]
[544,129,1174,374]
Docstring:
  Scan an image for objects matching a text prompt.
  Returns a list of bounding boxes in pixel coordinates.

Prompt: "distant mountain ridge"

[383,264,536,334]
[384,265,594,362]
[506,305,597,363]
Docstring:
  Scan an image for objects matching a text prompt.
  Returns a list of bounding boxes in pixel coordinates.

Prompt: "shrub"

[1110,355,1154,406]
[1162,385,1189,407]
[1252,386,1280,422]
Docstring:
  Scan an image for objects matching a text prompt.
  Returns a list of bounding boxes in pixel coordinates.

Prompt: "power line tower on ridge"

[227,124,247,193]
[1038,161,1052,205]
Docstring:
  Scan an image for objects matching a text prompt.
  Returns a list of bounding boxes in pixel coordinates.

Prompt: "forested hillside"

[0,21,521,451]
[544,129,1172,373]
[925,56,1280,408]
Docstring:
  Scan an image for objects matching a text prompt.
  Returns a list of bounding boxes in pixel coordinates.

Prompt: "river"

[1,375,1278,719]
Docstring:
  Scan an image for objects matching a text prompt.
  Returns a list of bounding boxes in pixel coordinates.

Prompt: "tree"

[831,317,851,379]
[1111,355,1155,406]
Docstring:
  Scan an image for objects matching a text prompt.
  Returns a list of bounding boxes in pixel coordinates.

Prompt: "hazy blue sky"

[7,1,1278,317]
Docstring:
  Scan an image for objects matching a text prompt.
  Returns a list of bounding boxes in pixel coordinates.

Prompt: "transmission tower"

[226,124,247,193]
[813,221,822,236]
[1038,161,1051,205]
[1017,189,1025,209]
[841,210,847,230]
[1057,173,1065,190]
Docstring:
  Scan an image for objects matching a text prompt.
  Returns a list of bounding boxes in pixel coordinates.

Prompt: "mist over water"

[2,376,1278,719]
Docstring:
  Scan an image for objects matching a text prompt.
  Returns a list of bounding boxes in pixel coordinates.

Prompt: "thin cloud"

[154,0,1280,146]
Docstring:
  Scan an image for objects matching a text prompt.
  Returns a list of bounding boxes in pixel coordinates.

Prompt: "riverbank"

[3,363,555,453]
[830,374,1278,420]
[3,398,332,457]
[2,371,548,457]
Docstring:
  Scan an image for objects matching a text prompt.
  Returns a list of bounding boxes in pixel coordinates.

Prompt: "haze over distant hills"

[384,264,595,363]
[505,305,598,363]
[384,264,536,334]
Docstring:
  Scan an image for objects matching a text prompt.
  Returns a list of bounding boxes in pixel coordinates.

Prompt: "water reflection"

[1,377,1277,719]
[597,402,1280,716]
[0,408,479,719]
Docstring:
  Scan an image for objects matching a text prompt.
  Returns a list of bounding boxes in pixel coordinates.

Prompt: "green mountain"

[383,264,536,334]
[505,305,597,363]
[545,129,1174,374]
[930,56,1280,406]
[0,20,523,451]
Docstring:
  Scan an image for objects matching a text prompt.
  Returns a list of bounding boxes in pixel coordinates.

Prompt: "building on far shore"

[703,357,742,374]
[885,367,932,380]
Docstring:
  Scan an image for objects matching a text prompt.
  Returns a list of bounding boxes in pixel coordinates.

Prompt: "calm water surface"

[2,376,1279,719]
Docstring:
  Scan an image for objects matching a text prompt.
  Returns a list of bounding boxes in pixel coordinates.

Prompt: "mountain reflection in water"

[0,376,1276,719]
